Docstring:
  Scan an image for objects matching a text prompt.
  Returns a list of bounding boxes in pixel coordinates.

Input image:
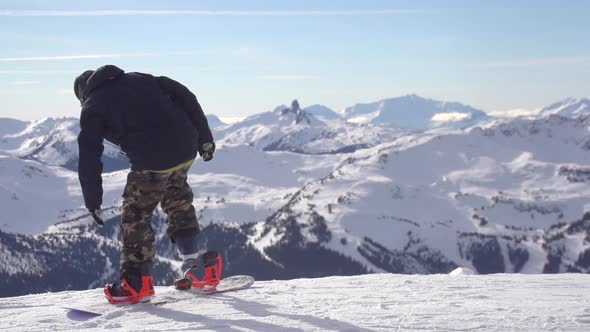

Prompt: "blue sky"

[0,0,589,121]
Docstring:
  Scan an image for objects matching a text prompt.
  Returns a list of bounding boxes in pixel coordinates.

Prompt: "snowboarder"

[74,65,219,304]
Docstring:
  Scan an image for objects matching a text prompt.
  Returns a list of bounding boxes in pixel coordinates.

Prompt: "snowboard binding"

[175,251,224,291]
[104,275,155,304]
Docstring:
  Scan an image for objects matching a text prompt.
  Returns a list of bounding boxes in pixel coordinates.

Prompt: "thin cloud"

[476,56,590,68]
[0,53,153,62]
[219,116,246,124]
[431,112,471,123]
[10,80,41,85]
[0,50,234,62]
[487,108,541,118]
[0,9,420,17]
[57,88,74,95]
[0,69,82,75]
[258,75,320,81]
[0,90,28,95]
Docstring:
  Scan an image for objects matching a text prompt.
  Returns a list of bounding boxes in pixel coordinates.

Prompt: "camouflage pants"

[119,165,199,278]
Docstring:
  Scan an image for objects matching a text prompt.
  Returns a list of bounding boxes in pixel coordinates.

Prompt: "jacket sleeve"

[157,76,214,145]
[77,104,104,211]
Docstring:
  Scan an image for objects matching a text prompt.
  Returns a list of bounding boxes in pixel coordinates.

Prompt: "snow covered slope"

[183,145,347,224]
[0,155,94,234]
[344,94,492,130]
[0,153,140,234]
[1,273,589,332]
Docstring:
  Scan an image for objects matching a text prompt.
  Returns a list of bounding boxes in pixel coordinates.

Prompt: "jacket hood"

[74,65,124,102]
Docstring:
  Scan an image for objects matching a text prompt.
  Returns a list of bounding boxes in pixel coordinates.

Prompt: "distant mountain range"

[342,94,492,129]
[216,99,406,154]
[0,95,589,297]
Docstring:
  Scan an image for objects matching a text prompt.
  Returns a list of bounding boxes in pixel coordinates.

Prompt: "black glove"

[199,142,215,162]
[89,208,104,226]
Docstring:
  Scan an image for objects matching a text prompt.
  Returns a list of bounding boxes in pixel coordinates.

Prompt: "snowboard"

[65,275,255,320]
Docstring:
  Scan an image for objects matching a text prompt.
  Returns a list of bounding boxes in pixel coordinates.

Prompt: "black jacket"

[76,65,213,211]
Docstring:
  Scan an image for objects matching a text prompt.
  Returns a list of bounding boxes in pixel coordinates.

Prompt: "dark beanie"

[74,70,94,102]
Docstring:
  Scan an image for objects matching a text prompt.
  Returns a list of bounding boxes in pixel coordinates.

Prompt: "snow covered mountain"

[0,117,128,171]
[206,114,226,128]
[217,99,406,154]
[0,114,226,173]
[0,155,89,234]
[0,118,27,139]
[3,273,589,332]
[303,104,342,120]
[253,114,590,275]
[344,94,493,130]
[1,97,589,298]
[539,97,590,118]
[0,144,347,235]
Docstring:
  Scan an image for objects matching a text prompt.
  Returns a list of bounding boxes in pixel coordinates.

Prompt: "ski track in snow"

[0,273,589,332]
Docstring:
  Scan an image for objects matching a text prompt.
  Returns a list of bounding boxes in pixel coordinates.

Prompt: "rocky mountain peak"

[280,99,312,125]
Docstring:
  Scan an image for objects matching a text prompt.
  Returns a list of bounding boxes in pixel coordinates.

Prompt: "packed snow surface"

[1,273,589,331]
